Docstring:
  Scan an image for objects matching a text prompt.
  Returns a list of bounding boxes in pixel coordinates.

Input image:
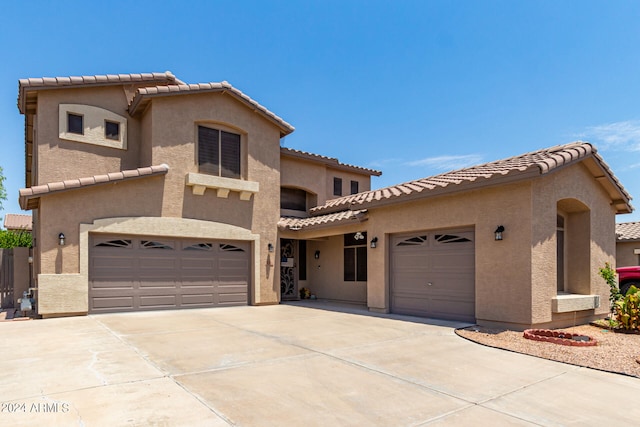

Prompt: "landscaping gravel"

[456,324,640,378]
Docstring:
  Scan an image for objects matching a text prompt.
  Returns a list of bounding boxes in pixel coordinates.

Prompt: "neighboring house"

[3,213,32,232]
[616,221,640,267]
[16,71,633,330]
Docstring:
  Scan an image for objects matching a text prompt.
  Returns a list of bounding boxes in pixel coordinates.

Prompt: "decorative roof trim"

[278,210,368,231]
[310,142,632,215]
[18,71,180,114]
[19,164,169,210]
[128,81,295,137]
[281,147,382,176]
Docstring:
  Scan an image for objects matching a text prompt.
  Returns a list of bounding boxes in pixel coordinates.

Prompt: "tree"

[0,166,6,212]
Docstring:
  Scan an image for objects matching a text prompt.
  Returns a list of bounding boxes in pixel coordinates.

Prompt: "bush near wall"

[0,229,32,248]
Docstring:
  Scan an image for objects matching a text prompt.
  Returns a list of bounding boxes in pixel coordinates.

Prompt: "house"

[16,71,633,330]
[616,222,640,267]
[3,213,32,232]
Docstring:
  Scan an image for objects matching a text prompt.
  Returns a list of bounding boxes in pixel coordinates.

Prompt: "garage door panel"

[89,234,250,313]
[91,280,135,289]
[138,281,178,288]
[92,296,134,310]
[139,295,177,308]
[181,294,215,306]
[219,293,249,304]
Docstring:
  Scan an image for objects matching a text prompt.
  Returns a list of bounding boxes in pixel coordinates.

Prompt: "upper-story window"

[350,180,359,195]
[281,187,307,211]
[67,113,84,135]
[59,104,127,150]
[333,177,342,196]
[198,125,241,179]
[105,120,120,140]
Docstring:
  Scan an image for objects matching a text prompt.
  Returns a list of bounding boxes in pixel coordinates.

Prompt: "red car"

[616,266,640,295]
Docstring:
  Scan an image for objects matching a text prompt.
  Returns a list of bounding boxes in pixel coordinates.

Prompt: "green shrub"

[614,285,640,331]
[0,229,32,248]
[599,262,622,314]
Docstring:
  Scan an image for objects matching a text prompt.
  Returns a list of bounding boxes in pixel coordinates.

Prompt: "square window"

[105,121,120,140]
[198,125,241,179]
[67,113,83,135]
[333,177,342,196]
[350,180,359,195]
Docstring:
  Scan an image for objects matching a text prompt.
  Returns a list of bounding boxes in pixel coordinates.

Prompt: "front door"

[280,239,298,300]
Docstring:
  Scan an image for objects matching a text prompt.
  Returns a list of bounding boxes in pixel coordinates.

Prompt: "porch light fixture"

[314,250,320,259]
[354,231,364,241]
[494,225,505,241]
[370,237,378,249]
[268,243,274,252]
[58,233,66,246]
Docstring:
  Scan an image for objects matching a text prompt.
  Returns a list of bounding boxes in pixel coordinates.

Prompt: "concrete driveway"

[1,303,639,426]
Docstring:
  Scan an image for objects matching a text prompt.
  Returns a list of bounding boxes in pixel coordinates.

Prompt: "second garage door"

[89,234,250,313]
[390,229,475,322]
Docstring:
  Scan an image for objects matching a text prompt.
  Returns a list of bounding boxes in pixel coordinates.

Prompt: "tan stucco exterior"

[617,241,640,267]
[17,72,631,329]
[22,79,286,316]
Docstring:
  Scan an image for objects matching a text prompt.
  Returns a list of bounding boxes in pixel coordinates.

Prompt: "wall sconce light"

[314,250,320,259]
[370,237,378,248]
[58,233,66,246]
[354,231,364,241]
[494,225,505,241]
[268,243,274,252]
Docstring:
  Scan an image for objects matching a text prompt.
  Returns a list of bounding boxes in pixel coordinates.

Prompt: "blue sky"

[1,1,639,222]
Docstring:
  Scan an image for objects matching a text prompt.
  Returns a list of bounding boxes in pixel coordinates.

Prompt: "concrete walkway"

[1,303,639,426]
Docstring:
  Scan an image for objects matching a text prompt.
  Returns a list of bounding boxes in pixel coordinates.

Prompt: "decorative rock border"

[523,329,597,346]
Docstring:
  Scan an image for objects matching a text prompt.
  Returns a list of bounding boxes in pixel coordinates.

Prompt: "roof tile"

[129,82,294,136]
[617,222,640,241]
[19,165,169,210]
[310,142,632,215]
[3,214,32,231]
[278,210,368,231]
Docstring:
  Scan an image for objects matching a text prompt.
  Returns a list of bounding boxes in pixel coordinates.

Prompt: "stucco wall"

[33,88,286,315]
[305,235,367,303]
[365,180,535,326]
[280,156,374,208]
[530,163,616,327]
[34,86,141,185]
[617,241,640,267]
[144,93,281,303]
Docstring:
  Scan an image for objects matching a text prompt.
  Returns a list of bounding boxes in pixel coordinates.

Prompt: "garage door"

[390,229,475,322]
[89,234,250,313]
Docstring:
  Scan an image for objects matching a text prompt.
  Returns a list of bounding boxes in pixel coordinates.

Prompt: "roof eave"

[129,84,295,137]
[280,147,382,176]
[311,168,540,215]
[18,165,169,211]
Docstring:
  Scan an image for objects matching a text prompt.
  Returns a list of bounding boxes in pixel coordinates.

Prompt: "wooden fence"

[0,249,15,309]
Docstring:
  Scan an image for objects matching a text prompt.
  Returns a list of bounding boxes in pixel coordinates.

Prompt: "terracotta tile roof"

[18,71,180,113]
[129,81,295,137]
[617,222,640,241]
[3,214,32,231]
[281,147,382,176]
[310,142,632,215]
[278,210,368,231]
[19,164,169,210]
